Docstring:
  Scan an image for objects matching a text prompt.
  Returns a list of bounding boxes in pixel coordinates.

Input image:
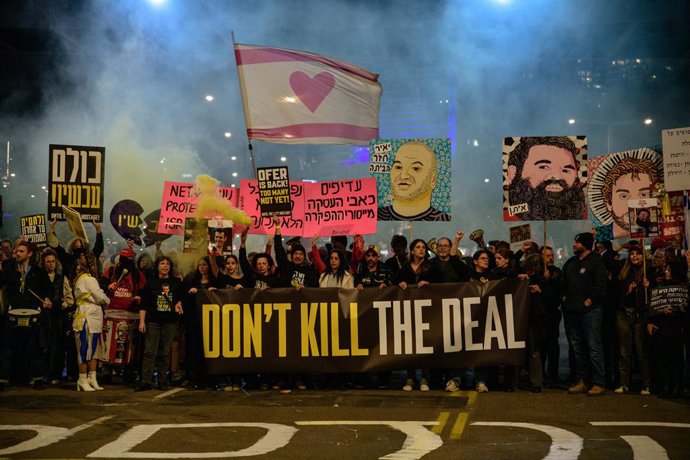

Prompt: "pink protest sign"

[238,180,305,236]
[158,181,239,235]
[303,178,378,236]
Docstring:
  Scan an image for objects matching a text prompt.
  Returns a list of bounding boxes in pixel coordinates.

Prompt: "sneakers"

[476,381,489,393]
[614,385,628,394]
[587,385,606,396]
[402,378,414,392]
[445,378,460,392]
[419,378,430,392]
[568,379,587,394]
[640,387,651,396]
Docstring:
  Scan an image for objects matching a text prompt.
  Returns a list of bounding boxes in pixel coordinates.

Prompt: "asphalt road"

[1,382,689,459]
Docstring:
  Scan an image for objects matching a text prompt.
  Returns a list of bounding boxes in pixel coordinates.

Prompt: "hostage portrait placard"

[503,136,588,221]
[48,144,105,222]
[198,280,529,374]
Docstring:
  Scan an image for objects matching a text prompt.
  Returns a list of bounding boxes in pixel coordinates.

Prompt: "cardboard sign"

[62,205,88,244]
[159,181,239,235]
[662,127,690,192]
[20,214,47,248]
[649,285,688,315]
[257,166,291,217]
[303,178,378,236]
[48,144,105,222]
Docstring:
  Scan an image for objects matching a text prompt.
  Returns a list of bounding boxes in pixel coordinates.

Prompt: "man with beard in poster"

[505,136,586,220]
[378,141,450,221]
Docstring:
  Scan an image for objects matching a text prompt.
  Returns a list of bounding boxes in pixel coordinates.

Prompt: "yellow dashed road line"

[432,411,450,434]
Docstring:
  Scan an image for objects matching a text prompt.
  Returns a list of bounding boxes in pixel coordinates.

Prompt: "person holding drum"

[0,241,53,390]
[72,248,110,391]
[136,255,184,392]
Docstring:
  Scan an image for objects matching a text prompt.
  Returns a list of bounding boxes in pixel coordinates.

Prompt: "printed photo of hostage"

[207,220,233,256]
[503,136,588,221]
[182,218,208,254]
[628,200,661,239]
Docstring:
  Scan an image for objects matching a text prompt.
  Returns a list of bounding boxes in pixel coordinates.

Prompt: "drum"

[8,308,41,328]
[101,310,139,366]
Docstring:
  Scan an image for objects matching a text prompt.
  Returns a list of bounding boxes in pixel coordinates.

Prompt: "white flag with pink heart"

[234,43,382,145]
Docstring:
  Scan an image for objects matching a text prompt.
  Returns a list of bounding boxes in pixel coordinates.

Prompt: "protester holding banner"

[72,249,109,392]
[430,232,473,283]
[521,253,551,393]
[183,257,217,390]
[48,219,104,281]
[355,245,394,290]
[136,256,184,392]
[383,234,408,280]
[647,260,688,398]
[274,225,318,290]
[315,248,354,288]
[238,229,280,290]
[562,232,608,397]
[470,250,493,285]
[539,246,564,388]
[214,255,250,289]
[40,249,74,385]
[0,241,53,390]
[614,245,653,396]
[397,239,442,392]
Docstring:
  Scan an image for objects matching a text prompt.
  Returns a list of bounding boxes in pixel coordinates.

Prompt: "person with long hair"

[397,239,442,391]
[183,257,216,389]
[317,249,354,288]
[491,248,519,280]
[136,255,184,392]
[72,248,109,391]
[614,245,652,395]
[215,254,250,289]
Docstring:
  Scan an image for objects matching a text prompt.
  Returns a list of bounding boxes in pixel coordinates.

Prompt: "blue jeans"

[564,307,606,387]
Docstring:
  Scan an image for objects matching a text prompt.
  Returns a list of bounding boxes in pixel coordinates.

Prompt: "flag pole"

[231,31,258,180]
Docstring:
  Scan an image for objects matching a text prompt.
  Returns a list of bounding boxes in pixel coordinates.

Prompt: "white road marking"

[0,416,113,456]
[296,421,442,460]
[154,388,184,399]
[471,422,583,460]
[620,435,670,460]
[87,422,297,458]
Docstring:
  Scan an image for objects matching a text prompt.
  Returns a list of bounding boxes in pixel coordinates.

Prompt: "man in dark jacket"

[275,235,318,289]
[355,245,393,289]
[561,232,608,396]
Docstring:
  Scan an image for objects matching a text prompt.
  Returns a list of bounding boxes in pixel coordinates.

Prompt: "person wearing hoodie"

[562,232,608,396]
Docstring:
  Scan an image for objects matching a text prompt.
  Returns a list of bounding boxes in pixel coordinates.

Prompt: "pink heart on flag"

[289,71,335,113]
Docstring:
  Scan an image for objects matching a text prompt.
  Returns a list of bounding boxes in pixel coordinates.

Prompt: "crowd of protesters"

[1,219,689,399]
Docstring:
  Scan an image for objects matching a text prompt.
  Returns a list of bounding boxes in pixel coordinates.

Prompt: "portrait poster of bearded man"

[369,138,451,221]
[502,136,588,221]
[587,148,663,239]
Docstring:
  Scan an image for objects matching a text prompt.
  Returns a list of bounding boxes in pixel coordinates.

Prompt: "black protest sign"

[48,144,105,222]
[198,280,529,374]
[649,285,688,315]
[20,214,47,248]
[110,199,144,246]
[256,166,291,217]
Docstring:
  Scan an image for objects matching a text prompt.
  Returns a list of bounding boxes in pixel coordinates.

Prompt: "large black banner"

[198,280,529,374]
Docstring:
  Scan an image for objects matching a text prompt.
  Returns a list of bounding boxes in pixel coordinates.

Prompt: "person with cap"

[275,227,318,290]
[561,232,608,396]
[355,245,394,290]
[101,247,146,312]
